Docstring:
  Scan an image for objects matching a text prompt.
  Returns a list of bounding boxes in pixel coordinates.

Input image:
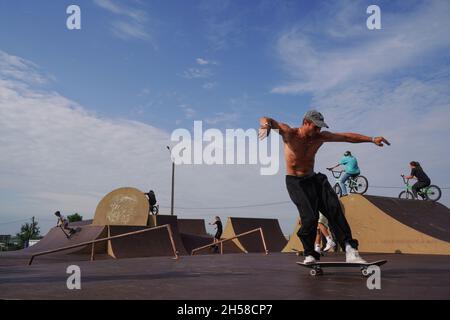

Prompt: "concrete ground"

[1,252,450,300]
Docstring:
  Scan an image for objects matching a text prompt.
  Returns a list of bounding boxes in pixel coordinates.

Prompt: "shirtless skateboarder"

[258,110,390,264]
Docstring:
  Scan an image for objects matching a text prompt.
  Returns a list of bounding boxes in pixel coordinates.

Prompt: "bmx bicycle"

[150,204,159,215]
[399,175,441,202]
[145,190,159,215]
[327,169,369,197]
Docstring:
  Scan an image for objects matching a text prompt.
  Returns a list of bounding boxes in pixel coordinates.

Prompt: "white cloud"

[0,50,296,236]
[272,1,450,94]
[0,51,51,85]
[196,58,218,66]
[94,0,146,22]
[269,1,450,209]
[184,59,218,83]
[196,58,209,65]
[179,105,196,119]
[111,20,150,41]
[183,68,212,79]
[138,88,151,96]
[204,112,239,125]
[198,0,243,51]
[94,0,152,41]
[202,82,217,90]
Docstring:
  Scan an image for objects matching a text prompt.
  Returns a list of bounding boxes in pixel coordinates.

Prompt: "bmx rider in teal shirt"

[327,151,360,197]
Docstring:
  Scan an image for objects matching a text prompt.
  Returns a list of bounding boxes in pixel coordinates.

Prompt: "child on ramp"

[54,211,76,237]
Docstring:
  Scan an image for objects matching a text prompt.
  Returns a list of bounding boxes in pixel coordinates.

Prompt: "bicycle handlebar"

[327,169,344,179]
[401,175,410,185]
[326,168,343,173]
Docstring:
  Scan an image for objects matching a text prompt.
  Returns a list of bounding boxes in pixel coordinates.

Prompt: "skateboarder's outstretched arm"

[319,131,390,147]
[259,117,293,142]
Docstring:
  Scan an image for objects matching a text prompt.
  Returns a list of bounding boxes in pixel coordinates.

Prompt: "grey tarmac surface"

[1,252,450,300]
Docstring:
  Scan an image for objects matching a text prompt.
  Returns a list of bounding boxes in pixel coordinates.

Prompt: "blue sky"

[1,0,450,236]
[0,0,310,130]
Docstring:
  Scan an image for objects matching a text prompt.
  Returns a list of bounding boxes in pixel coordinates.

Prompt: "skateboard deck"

[297,259,387,276]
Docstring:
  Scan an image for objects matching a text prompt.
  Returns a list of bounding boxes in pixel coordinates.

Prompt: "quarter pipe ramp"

[282,195,450,255]
[222,217,287,253]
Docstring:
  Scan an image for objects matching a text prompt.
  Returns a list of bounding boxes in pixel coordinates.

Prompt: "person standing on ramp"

[209,216,223,253]
[259,110,390,264]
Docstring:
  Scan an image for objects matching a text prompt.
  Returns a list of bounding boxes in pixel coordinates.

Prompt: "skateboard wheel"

[361,268,369,277]
[310,268,323,276]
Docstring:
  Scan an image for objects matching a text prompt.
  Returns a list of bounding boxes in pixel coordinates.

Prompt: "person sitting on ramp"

[259,110,390,264]
[209,216,223,253]
[54,211,76,236]
[404,161,431,199]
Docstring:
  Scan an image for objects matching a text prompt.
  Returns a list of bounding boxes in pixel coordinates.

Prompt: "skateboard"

[291,248,327,257]
[297,259,387,277]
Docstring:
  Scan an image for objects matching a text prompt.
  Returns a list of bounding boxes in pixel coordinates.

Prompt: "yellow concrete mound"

[283,195,450,255]
[93,187,149,226]
[342,195,450,254]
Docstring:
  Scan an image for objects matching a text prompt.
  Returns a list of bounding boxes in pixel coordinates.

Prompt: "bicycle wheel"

[398,191,414,200]
[151,205,159,215]
[425,185,442,202]
[333,183,342,197]
[351,176,369,195]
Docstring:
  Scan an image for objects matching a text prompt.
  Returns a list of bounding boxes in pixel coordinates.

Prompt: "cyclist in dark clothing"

[209,216,223,253]
[405,161,431,199]
[144,190,158,215]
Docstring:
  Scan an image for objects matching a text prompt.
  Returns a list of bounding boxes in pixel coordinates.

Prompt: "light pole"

[166,146,175,216]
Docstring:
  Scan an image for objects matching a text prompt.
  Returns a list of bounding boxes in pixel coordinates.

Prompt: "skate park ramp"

[21,224,106,255]
[177,218,239,253]
[177,218,213,254]
[107,225,182,258]
[178,218,207,235]
[364,195,450,242]
[180,233,214,254]
[92,187,149,226]
[180,230,243,255]
[70,219,93,226]
[222,217,287,253]
[108,215,239,257]
[282,219,303,253]
[341,194,450,254]
[282,195,450,254]
[147,215,188,255]
[4,223,107,260]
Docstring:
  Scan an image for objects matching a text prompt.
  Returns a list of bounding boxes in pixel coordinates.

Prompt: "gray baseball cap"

[304,110,329,128]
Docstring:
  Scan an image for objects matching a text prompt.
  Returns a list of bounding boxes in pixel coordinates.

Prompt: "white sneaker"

[314,244,321,254]
[323,239,336,252]
[303,255,317,264]
[345,246,367,263]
